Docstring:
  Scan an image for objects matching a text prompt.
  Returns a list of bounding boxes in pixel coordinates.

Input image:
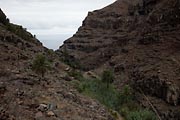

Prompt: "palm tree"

[32,54,51,80]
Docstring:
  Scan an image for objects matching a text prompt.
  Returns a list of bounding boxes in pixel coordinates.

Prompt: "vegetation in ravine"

[70,70,157,120]
[102,70,114,88]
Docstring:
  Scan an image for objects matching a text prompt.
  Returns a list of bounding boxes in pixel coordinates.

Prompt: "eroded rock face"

[59,0,180,70]
[59,0,180,119]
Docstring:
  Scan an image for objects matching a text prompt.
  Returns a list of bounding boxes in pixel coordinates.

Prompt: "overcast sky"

[0,0,116,50]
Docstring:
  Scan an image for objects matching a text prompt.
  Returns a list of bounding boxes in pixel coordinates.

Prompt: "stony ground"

[0,70,113,120]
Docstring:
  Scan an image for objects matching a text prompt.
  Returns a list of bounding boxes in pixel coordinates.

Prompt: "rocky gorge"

[1,0,180,119]
[0,8,114,120]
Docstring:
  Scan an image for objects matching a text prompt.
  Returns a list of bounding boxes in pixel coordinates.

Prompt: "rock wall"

[131,71,179,106]
[59,0,180,70]
[59,0,180,119]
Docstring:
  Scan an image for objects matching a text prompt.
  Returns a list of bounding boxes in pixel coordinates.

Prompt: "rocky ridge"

[59,0,180,119]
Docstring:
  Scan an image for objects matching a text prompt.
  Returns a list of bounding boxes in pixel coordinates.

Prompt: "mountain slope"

[0,9,113,120]
[59,0,180,119]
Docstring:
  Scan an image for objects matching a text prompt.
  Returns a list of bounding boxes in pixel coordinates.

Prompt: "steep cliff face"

[60,0,180,119]
[60,0,180,70]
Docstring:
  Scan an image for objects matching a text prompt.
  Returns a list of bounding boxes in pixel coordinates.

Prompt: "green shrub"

[119,102,141,118]
[118,85,133,105]
[32,54,51,79]
[102,70,114,88]
[70,80,81,90]
[46,49,55,63]
[77,78,120,110]
[127,109,157,120]
[119,106,130,117]
[117,86,157,120]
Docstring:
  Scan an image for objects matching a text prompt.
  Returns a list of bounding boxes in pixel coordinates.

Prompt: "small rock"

[38,104,48,112]
[89,105,94,109]
[17,100,23,105]
[47,111,55,117]
[47,103,57,110]
[63,76,73,81]
[87,71,97,78]
[65,67,70,71]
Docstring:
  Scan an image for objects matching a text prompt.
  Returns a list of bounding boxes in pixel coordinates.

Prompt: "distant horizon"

[0,0,116,50]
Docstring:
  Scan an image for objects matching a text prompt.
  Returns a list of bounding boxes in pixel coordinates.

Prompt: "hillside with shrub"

[0,9,114,120]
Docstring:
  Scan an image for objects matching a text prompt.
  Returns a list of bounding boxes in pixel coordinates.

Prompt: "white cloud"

[0,0,116,49]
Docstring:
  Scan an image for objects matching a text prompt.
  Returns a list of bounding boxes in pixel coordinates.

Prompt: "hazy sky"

[0,0,116,50]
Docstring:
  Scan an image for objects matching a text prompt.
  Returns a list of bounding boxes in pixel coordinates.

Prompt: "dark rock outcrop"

[0,8,9,25]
